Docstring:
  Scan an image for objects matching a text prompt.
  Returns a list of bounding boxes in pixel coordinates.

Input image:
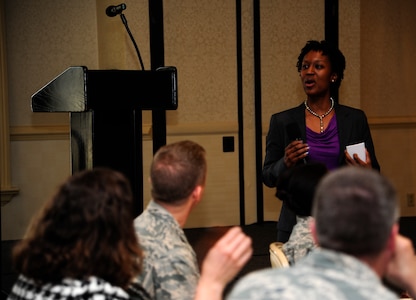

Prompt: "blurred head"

[12,168,142,288]
[312,167,399,256]
[150,140,207,205]
[276,163,328,217]
[297,40,346,95]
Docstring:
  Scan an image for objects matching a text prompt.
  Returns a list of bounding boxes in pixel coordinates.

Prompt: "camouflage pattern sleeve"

[282,216,316,265]
[134,201,200,300]
[227,249,398,300]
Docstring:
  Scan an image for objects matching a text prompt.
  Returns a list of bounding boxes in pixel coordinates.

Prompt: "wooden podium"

[32,66,178,215]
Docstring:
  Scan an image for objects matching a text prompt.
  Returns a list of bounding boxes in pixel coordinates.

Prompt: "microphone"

[286,122,307,164]
[286,122,302,142]
[106,3,127,17]
[105,3,145,70]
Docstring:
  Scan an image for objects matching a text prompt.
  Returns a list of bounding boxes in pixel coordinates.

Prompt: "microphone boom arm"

[120,13,145,70]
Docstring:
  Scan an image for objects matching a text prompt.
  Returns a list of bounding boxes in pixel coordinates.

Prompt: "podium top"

[32,66,177,112]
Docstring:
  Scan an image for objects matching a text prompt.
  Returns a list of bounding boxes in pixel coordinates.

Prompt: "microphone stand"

[120,13,145,70]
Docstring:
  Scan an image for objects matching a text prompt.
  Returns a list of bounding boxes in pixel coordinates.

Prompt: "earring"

[331,79,335,83]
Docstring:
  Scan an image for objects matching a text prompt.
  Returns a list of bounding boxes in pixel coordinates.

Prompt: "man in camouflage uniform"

[282,215,315,265]
[276,163,327,264]
[228,167,416,300]
[134,140,253,300]
[133,140,206,300]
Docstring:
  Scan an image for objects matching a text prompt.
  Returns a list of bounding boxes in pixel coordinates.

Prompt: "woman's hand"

[345,149,372,168]
[284,140,309,168]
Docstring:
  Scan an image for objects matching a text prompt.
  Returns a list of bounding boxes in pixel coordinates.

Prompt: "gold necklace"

[304,98,334,133]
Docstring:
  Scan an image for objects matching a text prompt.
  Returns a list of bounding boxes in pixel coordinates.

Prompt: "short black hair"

[296,40,346,90]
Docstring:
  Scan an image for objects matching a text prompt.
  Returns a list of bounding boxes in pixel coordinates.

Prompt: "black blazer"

[262,102,380,237]
[263,102,380,187]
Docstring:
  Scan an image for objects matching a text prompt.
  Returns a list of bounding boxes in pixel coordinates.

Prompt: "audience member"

[8,168,149,299]
[134,140,252,300]
[275,163,328,264]
[228,167,416,300]
[8,166,252,300]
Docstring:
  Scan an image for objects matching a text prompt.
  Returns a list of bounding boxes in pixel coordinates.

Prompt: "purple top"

[306,115,339,170]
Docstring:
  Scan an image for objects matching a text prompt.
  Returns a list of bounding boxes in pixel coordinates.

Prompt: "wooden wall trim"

[9,122,239,142]
[368,116,416,129]
[10,125,70,141]
[260,116,416,134]
[167,122,238,136]
[10,117,414,142]
[10,124,154,141]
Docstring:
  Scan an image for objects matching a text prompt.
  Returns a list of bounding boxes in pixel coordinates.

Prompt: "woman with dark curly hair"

[8,168,149,299]
[263,40,380,243]
[8,164,252,300]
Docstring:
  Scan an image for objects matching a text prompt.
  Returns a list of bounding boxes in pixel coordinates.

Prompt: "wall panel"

[260,0,325,221]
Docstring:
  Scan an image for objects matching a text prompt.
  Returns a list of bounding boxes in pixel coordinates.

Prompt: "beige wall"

[361,0,416,217]
[2,0,415,240]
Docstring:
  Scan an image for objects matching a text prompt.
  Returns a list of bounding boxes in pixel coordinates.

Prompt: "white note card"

[346,142,366,161]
